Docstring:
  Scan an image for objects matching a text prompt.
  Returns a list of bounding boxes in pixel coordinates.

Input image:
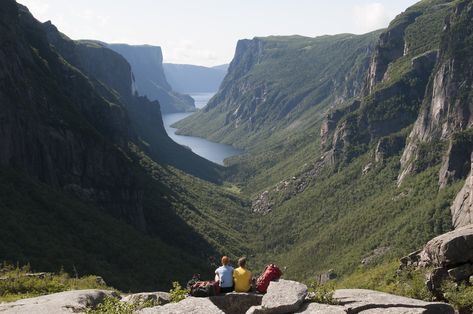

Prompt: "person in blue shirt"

[215,256,234,293]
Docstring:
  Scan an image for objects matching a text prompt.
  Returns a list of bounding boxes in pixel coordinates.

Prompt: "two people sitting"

[215,256,252,293]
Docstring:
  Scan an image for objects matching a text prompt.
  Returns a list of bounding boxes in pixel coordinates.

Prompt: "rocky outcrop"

[400,225,473,296]
[419,224,473,269]
[320,101,360,150]
[0,289,116,314]
[247,279,308,314]
[138,297,225,314]
[122,292,171,306]
[210,293,263,314]
[364,10,421,94]
[328,50,438,168]
[451,160,473,228]
[0,285,456,314]
[333,289,454,314]
[399,0,473,192]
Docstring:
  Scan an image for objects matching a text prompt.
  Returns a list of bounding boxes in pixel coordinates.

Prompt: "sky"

[18,0,419,67]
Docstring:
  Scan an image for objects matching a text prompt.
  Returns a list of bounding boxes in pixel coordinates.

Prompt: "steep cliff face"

[398,0,473,228]
[175,33,379,148]
[364,9,421,94]
[324,0,453,167]
[1,4,148,228]
[108,44,195,113]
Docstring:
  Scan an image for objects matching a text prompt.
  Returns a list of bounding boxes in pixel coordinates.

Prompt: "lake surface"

[162,92,243,165]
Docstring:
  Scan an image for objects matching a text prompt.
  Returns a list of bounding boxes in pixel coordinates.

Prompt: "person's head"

[237,257,247,268]
[221,256,230,266]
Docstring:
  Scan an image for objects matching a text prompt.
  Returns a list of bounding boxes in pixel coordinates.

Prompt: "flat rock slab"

[138,297,224,314]
[210,292,262,314]
[333,289,454,314]
[295,302,347,313]
[121,291,170,305]
[419,224,473,267]
[247,279,308,314]
[0,289,115,314]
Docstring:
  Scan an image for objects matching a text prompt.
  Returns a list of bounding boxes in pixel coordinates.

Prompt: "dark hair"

[238,257,247,268]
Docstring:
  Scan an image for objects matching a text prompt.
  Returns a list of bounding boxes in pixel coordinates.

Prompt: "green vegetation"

[169,282,189,303]
[86,296,156,314]
[336,261,432,301]
[443,281,473,314]
[307,280,338,305]
[0,263,110,302]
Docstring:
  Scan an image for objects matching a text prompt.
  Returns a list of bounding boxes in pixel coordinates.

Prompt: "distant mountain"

[211,64,230,72]
[163,63,228,93]
[108,44,195,113]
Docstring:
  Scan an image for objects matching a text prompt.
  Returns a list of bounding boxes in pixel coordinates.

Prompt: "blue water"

[162,93,243,165]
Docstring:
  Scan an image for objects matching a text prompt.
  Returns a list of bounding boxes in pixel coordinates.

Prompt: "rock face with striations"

[323,1,452,168]
[397,0,473,229]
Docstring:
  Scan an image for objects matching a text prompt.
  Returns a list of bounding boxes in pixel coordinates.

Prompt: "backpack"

[190,280,221,297]
[186,274,201,291]
[256,264,282,294]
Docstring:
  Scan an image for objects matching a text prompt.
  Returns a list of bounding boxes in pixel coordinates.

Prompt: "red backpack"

[256,264,282,293]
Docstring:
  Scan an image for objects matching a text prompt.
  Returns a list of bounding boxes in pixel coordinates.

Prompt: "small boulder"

[333,289,454,314]
[448,263,473,282]
[250,279,307,314]
[121,291,170,305]
[419,224,473,268]
[210,292,262,314]
[0,289,116,314]
[138,297,224,314]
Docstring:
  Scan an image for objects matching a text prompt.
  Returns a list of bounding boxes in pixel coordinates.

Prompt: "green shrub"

[0,262,110,302]
[443,281,473,314]
[307,280,338,305]
[86,297,135,314]
[169,281,188,303]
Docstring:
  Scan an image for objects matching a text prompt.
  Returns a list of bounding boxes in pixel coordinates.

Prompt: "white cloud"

[352,2,391,33]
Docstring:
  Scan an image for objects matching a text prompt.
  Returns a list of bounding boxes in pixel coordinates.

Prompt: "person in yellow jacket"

[233,257,252,292]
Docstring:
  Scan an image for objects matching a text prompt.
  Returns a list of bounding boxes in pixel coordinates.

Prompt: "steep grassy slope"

[0,1,249,291]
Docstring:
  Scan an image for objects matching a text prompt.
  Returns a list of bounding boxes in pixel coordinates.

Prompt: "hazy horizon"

[18,0,418,67]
